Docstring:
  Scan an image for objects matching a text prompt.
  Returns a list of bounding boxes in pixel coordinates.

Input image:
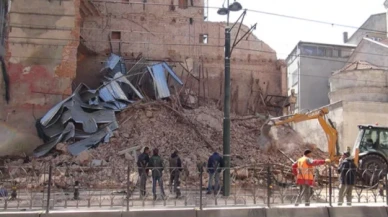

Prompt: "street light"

[217,7,229,16]
[228,1,243,12]
[217,1,257,197]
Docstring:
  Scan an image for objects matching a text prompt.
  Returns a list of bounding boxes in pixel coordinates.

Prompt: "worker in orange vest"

[292,149,330,206]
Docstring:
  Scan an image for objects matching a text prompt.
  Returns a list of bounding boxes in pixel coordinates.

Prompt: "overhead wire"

[4,0,388,84]
[84,0,388,35]
[7,51,388,85]
[6,37,387,66]
[8,0,388,35]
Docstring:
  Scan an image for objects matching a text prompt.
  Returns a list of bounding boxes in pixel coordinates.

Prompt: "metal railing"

[0,163,387,212]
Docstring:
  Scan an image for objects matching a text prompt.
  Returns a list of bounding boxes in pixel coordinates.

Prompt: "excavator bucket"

[258,120,279,153]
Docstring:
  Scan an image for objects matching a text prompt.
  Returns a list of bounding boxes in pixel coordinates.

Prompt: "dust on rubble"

[2,101,327,188]
[15,101,325,166]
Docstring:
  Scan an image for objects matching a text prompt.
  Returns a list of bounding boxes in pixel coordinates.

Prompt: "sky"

[207,0,386,59]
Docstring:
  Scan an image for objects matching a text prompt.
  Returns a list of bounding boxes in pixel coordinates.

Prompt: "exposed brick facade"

[0,0,285,156]
[78,0,286,114]
[0,0,81,155]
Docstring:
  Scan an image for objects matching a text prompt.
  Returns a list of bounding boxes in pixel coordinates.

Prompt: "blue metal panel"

[105,53,121,70]
[109,81,130,101]
[149,64,171,98]
[113,72,144,99]
[40,84,84,126]
[162,62,183,85]
[99,86,116,102]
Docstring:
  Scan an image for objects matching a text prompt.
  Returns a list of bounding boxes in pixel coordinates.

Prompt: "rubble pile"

[28,101,324,169]
[2,100,327,190]
[1,54,328,189]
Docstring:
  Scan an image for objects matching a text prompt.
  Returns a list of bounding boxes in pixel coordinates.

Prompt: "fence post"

[126,162,130,212]
[73,181,80,200]
[46,164,53,214]
[328,165,332,207]
[253,165,257,205]
[385,172,388,206]
[11,181,17,200]
[199,168,203,210]
[267,164,271,208]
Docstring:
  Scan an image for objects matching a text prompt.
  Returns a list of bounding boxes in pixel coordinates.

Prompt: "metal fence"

[0,163,387,212]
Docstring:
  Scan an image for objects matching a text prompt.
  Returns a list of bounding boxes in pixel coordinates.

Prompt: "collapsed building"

[34,54,185,157]
[0,0,287,157]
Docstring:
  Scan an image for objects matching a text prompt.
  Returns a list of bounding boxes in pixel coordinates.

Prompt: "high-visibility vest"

[296,156,314,181]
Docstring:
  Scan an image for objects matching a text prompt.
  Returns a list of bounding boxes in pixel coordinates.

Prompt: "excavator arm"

[260,107,339,162]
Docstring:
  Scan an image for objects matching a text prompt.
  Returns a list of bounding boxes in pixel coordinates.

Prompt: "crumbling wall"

[329,68,388,103]
[79,0,283,114]
[0,0,81,155]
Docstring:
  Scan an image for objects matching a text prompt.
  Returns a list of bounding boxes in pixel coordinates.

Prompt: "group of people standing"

[136,147,224,200]
[292,149,356,206]
[137,147,182,200]
[137,146,357,205]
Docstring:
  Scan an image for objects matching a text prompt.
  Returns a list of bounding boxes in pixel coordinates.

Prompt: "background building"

[344,13,386,45]
[285,41,356,113]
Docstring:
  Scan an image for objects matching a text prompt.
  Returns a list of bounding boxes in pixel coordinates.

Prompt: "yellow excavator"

[258,107,341,163]
[258,107,388,185]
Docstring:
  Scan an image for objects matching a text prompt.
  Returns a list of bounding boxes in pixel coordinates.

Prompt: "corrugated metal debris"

[34,54,183,157]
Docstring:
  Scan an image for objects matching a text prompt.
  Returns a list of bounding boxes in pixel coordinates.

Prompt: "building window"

[325,48,332,57]
[169,0,175,11]
[368,36,383,42]
[317,47,325,56]
[199,34,208,44]
[179,0,189,9]
[292,70,298,86]
[301,45,317,56]
[111,31,121,40]
[332,49,339,57]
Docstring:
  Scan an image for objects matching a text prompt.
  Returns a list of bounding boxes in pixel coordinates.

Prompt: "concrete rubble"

[0,54,327,190]
[0,101,326,190]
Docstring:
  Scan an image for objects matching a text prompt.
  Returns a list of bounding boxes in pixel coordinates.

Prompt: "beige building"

[291,1,388,153]
[294,61,388,153]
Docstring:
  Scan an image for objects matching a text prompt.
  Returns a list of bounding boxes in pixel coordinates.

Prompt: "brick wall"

[0,0,81,155]
[78,0,284,114]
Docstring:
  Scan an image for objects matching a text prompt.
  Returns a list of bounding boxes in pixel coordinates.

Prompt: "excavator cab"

[352,125,388,185]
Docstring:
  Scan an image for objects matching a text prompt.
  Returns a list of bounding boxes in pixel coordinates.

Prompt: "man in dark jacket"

[149,148,165,200]
[169,150,182,198]
[337,151,356,206]
[137,147,150,198]
[207,152,224,195]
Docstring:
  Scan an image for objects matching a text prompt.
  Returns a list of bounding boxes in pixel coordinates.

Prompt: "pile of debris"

[2,54,329,190]
[34,54,183,157]
[1,100,327,190]
[31,99,324,170]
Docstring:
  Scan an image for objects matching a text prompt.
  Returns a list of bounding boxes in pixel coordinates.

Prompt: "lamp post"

[217,0,256,197]
[217,0,242,197]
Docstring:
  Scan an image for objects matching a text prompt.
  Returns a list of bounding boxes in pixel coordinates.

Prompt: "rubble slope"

[87,101,326,169]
